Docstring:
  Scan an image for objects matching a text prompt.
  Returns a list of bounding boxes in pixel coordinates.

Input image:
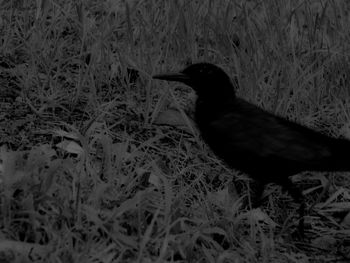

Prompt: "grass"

[1,0,350,262]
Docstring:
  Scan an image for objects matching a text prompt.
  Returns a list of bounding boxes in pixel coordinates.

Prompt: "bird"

[152,62,350,235]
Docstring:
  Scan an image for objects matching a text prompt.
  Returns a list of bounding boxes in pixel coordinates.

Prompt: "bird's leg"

[281,179,305,238]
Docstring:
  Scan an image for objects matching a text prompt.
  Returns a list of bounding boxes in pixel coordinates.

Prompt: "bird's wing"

[207,100,333,166]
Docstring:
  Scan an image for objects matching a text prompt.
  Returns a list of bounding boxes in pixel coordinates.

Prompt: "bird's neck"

[195,93,235,121]
[198,88,235,104]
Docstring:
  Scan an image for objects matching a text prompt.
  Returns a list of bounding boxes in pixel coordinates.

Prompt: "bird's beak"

[152,72,190,83]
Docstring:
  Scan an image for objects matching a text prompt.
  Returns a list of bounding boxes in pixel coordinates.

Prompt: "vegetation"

[0,0,350,262]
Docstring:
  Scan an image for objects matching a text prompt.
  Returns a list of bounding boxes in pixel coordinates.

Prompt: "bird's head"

[153,63,235,98]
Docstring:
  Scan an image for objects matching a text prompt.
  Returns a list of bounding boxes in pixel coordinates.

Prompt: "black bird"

[153,62,350,233]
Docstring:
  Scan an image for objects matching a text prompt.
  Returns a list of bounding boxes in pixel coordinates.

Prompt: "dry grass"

[1,0,350,262]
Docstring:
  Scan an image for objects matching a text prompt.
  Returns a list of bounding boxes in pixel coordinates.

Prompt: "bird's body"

[196,95,350,180]
[153,63,350,232]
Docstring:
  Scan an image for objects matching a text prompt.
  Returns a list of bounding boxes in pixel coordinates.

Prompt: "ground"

[0,0,350,262]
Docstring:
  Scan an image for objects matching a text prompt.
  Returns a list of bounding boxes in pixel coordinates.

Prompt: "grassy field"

[1,0,350,262]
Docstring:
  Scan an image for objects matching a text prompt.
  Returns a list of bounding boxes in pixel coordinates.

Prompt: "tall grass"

[1,0,350,262]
